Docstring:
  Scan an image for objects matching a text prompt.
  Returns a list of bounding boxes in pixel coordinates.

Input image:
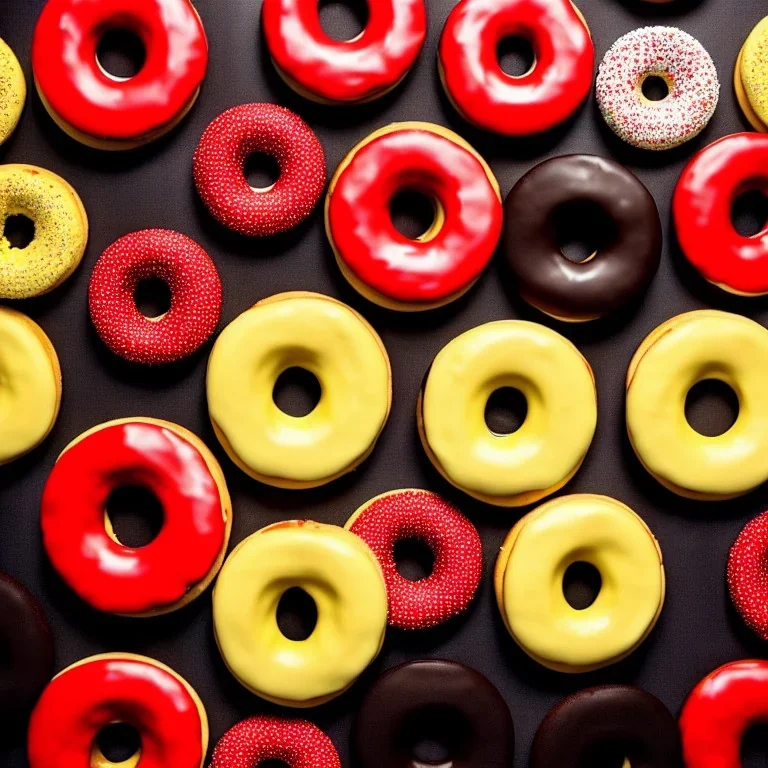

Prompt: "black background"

[2,0,768,765]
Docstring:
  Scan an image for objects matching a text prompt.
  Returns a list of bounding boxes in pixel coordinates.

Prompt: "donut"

[596,27,719,150]
[210,717,341,768]
[680,660,768,768]
[0,39,25,146]
[0,307,61,465]
[438,0,594,135]
[0,572,53,723]
[494,494,665,673]
[727,510,768,640]
[626,310,768,500]
[32,0,208,150]
[206,291,392,488]
[212,520,387,707]
[344,489,483,630]
[0,164,88,299]
[261,0,426,104]
[418,320,597,506]
[326,122,502,311]
[41,418,232,617]
[194,104,326,237]
[28,653,208,768]
[503,155,662,321]
[353,660,514,768]
[735,18,768,132]
[674,134,768,296]
[88,229,222,365]
[531,686,681,768]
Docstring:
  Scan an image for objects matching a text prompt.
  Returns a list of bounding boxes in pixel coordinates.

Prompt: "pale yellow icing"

[741,17,768,127]
[0,39,25,146]
[212,521,388,706]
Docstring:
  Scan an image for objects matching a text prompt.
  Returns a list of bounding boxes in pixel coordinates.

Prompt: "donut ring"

[206,291,392,488]
[494,494,665,673]
[418,320,597,506]
[345,489,483,630]
[438,0,594,136]
[210,717,341,768]
[0,39,26,146]
[596,27,719,150]
[626,310,768,500]
[728,510,768,640]
[261,0,427,104]
[28,653,209,768]
[326,122,502,311]
[41,418,232,617]
[0,307,61,465]
[194,103,326,237]
[0,164,88,299]
[213,520,387,707]
[735,18,768,132]
[32,0,208,150]
[88,229,222,365]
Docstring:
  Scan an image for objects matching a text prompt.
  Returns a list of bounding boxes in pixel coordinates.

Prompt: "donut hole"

[484,387,527,436]
[497,35,536,78]
[640,74,670,102]
[581,742,630,768]
[273,367,322,417]
[394,537,435,582]
[245,152,281,193]
[96,28,147,81]
[318,0,369,42]
[402,707,469,768]
[684,379,739,437]
[390,188,443,242]
[551,200,618,264]
[105,485,165,548]
[3,214,35,249]
[731,188,768,237]
[741,723,768,768]
[93,722,142,767]
[276,587,318,641]
[562,561,602,610]
[134,277,172,320]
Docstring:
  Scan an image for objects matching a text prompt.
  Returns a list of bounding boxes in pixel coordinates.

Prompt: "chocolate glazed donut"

[503,155,662,322]
[0,572,54,723]
[354,660,514,768]
[531,685,681,768]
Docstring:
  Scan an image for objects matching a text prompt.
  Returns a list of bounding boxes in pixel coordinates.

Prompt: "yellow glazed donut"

[418,320,597,506]
[494,494,665,673]
[206,291,392,488]
[0,164,88,299]
[0,39,25,146]
[0,306,61,464]
[626,310,768,500]
[212,520,388,707]
[735,18,768,132]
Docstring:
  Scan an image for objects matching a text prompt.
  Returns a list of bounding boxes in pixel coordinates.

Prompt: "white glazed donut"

[596,27,719,151]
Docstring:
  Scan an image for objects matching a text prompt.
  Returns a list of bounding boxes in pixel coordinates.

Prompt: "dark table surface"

[3,0,768,765]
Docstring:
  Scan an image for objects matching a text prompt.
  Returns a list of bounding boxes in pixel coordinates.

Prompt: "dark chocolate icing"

[503,154,662,320]
[530,685,681,768]
[353,660,514,768]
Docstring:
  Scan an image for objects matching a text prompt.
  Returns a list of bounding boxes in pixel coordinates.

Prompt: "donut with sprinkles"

[728,511,768,640]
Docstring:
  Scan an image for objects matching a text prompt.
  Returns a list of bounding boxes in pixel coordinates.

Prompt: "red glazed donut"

[28,654,208,768]
[439,0,594,136]
[680,660,768,768]
[194,104,326,237]
[41,418,231,616]
[326,122,502,310]
[728,510,768,639]
[211,717,341,768]
[345,489,483,630]
[89,229,222,365]
[32,0,207,150]
[261,0,426,104]
[674,134,768,296]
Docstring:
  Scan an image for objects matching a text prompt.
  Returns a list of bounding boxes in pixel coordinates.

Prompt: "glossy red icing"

[680,660,768,768]
[327,127,502,303]
[32,0,208,141]
[674,133,768,295]
[28,656,204,768]
[439,0,594,135]
[41,421,226,614]
[261,0,426,103]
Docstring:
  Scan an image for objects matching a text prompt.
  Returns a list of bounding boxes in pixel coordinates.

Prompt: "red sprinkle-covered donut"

[32,0,208,148]
[439,0,594,136]
[674,133,768,295]
[728,510,768,639]
[89,229,222,365]
[194,103,326,237]
[211,717,341,768]
[326,124,502,309]
[261,0,427,104]
[41,420,230,616]
[345,489,483,630]
[28,654,207,768]
[680,660,768,768]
